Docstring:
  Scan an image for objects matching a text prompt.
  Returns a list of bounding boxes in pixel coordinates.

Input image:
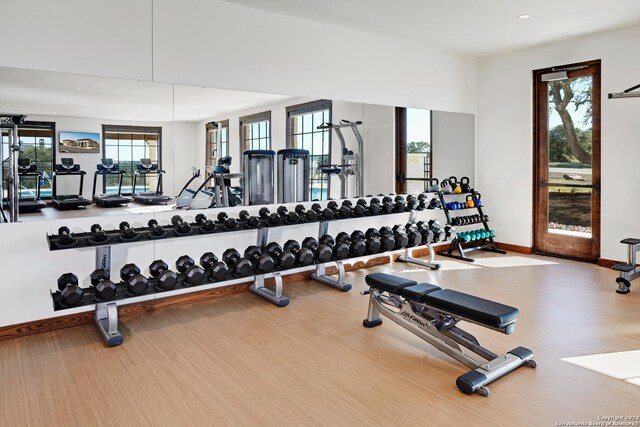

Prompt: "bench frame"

[363,287,536,396]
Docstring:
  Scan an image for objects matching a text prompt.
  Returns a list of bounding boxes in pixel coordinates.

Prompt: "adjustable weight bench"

[362,272,536,396]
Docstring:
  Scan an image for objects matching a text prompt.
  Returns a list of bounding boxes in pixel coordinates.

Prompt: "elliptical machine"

[92,158,130,207]
[191,156,243,209]
[175,167,202,209]
[132,158,171,205]
[317,119,364,198]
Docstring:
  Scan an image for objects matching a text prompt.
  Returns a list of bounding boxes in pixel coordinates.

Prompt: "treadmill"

[92,158,130,207]
[51,158,92,209]
[17,158,46,212]
[132,158,171,205]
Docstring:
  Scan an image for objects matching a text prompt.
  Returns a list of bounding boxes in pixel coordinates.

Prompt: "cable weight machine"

[317,119,364,198]
[1,114,27,222]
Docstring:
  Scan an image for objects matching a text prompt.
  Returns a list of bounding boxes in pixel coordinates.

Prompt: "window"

[205,120,229,166]
[2,121,55,199]
[102,125,162,194]
[240,111,271,151]
[395,108,432,194]
[286,100,332,201]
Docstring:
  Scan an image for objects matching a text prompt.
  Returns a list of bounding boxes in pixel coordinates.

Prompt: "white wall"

[0,0,476,115]
[431,111,475,186]
[363,104,395,195]
[476,24,640,261]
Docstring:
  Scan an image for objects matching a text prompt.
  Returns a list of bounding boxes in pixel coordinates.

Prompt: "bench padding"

[423,289,519,329]
[365,273,416,294]
[400,283,442,302]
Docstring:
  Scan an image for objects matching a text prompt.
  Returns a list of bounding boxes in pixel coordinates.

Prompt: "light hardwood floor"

[1,252,639,426]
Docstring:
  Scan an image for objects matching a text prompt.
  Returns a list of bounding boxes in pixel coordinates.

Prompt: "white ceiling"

[0,67,294,122]
[222,0,640,57]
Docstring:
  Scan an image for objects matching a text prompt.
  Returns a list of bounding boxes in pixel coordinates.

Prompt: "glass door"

[395,107,432,194]
[533,60,601,261]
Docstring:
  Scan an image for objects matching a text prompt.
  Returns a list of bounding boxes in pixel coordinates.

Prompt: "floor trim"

[0,255,391,342]
[434,241,533,255]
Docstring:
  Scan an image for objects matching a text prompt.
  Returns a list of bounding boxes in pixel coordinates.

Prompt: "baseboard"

[0,255,391,342]
[598,258,626,268]
[494,242,533,254]
[434,241,532,255]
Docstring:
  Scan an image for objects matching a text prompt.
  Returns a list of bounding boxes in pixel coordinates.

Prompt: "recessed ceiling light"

[51,112,57,114]
[61,102,67,105]
[75,87,83,91]
[518,14,532,19]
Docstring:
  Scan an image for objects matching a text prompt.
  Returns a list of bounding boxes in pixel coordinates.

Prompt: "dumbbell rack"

[47,200,418,346]
[397,210,440,270]
[438,189,505,262]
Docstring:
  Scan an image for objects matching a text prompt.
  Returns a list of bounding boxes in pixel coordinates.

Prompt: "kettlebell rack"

[438,189,505,262]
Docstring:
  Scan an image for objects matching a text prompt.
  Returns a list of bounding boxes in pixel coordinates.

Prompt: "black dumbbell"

[244,246,275,274]
[88,224,110,245]
[149,260,178,291]
[238,210,260,228]
[148,219,166,239]
[258,207,281,226]
[223,249,254,277]
[350,200,367,217]
[327,200,351,219]
[379,227,396,252]
[404,224,422,247]
[311,203,334,220]
[406,195,420,211]
[57,272,83,307]
[393,198,407,213]
[360,199,380,215]
[276,206,301,224]
[295,204,318,222]
[264,242,296,270]
[90,269,117,300]
[444,225,456,240]
[302,237,333,263]
[319,235,350,260]
[217,212,238,230]
[55,226,78,249]
[362,228,382,254]
[195,213,216,233]
[336,231,366,257]
[200,252,230,282]
[120,264,149,296]
[119,221,140,242]
[171,215,192,235]
[429,220,445,242]
[283,240,315,266]
[420,226,435,245]
[176,255,205,286]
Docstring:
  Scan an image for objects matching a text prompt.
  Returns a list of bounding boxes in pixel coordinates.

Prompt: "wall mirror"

[0,66,474,224]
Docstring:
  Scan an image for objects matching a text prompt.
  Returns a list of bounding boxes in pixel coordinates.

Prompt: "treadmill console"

[18,158,37,173]
[97,158,119,172]
[137,158,158,171]
[56,158,81,172]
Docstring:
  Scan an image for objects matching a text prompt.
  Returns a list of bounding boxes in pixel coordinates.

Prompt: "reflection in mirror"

[0,66,173,223]
[0,65,475,224]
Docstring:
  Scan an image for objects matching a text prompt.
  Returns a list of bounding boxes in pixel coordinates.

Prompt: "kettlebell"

[441,179,452,194]
[459,177,471,193]
[449,176,460,193]
[428,178,439,193]
[473,192,482,207]
[466,195,475,208]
